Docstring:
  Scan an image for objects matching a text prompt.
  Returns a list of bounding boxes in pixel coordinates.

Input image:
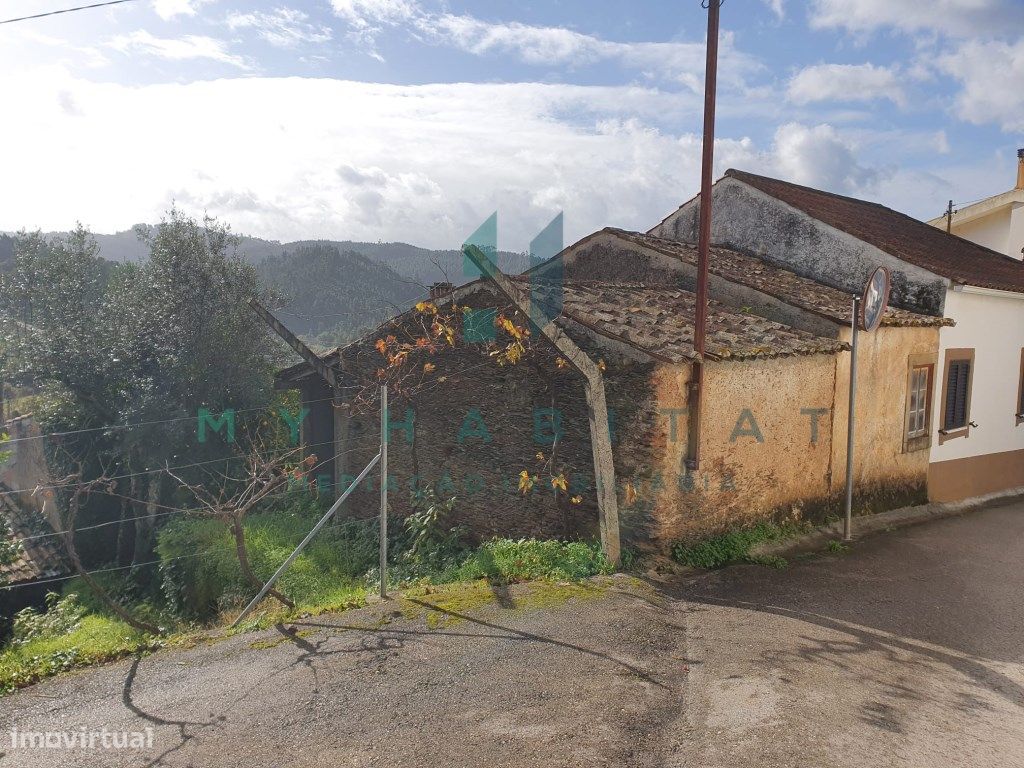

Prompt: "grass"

[671,520,811,570]
[1,515,616,693]
[0,614,160,694]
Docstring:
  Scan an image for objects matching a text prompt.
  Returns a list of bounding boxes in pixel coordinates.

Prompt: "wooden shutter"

[944,360,970,430]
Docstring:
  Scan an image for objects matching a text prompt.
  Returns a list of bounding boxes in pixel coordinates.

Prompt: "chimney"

[429,281,454,300]
[1017,148,1024,190]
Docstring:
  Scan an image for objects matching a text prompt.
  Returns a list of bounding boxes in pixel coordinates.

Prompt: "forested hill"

[2,227,528,347]
[256,242,422,349]
[19,227,528,286]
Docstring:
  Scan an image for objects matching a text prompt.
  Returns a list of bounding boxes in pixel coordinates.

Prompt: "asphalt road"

[2,498,1023,767]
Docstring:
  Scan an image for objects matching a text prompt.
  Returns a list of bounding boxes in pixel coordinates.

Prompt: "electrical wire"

[0,547,223,591]
[0,389,361,446]
[0,430,383,500]
[0,0,137,25]
[8,435,383,542]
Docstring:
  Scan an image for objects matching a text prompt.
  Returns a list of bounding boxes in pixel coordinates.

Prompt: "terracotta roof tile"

[527,281,847,362]
[725,169,1024,294]
[605,228,952,327]
[0,495,65,586]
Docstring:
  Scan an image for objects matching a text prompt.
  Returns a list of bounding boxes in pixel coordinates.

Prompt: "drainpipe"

[687,0,721,471]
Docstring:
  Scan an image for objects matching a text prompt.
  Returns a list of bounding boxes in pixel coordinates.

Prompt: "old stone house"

[0,415,67,620]
[276,226,948,551]
[652,169,1024,502]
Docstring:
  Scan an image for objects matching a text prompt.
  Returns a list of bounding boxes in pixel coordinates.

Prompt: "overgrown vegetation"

[0,593,158,694]
[0,487,613,694]
[671,520,812,570]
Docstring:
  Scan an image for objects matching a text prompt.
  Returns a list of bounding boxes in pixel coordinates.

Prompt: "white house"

[651,169,1024,502]
[927,149,1024,260]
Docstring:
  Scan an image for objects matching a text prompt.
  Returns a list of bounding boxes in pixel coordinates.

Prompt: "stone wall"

[313,294,661,546]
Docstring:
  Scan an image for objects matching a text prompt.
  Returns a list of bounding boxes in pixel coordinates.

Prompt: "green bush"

[671,521,807,569]
[11,593,87,646]
[156,492,379,620]
[454,538,614,582]
[0,614,153,694]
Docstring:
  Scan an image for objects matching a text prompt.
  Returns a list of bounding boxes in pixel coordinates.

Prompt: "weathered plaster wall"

[0,415,54,524]
[646,355,836,545]
[650,177,949,316]
[829,325,937,492]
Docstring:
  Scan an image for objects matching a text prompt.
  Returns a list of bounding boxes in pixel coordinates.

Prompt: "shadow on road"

[289,596,670,690]
[688,593,1024,711]
[121,655,226,767]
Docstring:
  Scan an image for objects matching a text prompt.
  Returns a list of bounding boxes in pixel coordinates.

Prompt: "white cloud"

[768,123,881,194]
[809,0,1024,37]
[330,0,419,28]
[0,70,770,249]
[227,7,332,48]
[787,63,905,106]
[152,0,213,21]
[939,38,1024,131]
[422,14,730,89]
[326,2,759,88]
[763,0,785,20]
[107,30,251,69]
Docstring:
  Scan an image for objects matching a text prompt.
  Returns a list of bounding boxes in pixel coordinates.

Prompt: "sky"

[1,0,1022,251]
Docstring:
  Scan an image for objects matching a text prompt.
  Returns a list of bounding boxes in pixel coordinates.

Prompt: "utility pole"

[687,0,722,471]
[945,199,954,234]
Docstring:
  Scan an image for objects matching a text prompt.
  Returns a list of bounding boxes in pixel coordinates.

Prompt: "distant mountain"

[14,227,528,287]
[257,242,423,349]
[1,226,529,347]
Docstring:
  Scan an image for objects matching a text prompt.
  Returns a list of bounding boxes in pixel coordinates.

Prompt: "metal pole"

[379,385,388,600]
[688,0,721,471]
[231,451,381,628]
[844,297,860,542]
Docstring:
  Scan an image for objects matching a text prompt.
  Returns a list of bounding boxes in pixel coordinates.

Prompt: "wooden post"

[462,244,621,565]
[332,388,349,500]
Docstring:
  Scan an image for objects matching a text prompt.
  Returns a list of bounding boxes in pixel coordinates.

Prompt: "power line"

[0,547,223,591]
[0,431,382,500]
[8,437,367,541]
[0,0,137,25]
[0,389,360,446]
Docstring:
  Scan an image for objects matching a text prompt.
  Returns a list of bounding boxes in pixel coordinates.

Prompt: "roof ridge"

[725,167,1022,267]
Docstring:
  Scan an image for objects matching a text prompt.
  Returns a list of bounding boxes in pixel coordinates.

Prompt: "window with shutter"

[939,349,974,441]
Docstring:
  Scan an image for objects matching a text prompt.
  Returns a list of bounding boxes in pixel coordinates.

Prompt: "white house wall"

[928,287,1024,500]
[953,209,1013,257]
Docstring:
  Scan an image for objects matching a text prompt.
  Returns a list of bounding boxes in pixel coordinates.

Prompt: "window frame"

[938,348,975,444]
[903,353,935,453]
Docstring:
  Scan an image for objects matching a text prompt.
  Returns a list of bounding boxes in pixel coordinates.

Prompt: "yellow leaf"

[374,338,387,355]
[624,481,637,506]
[535,451,544,461]
[518,470,535,494]
[551,473,568,492]
[415,301,437,314]
[555,357,568,369]
[570,495,582,505]
[597,359,607,372]
[423,362,436,373]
